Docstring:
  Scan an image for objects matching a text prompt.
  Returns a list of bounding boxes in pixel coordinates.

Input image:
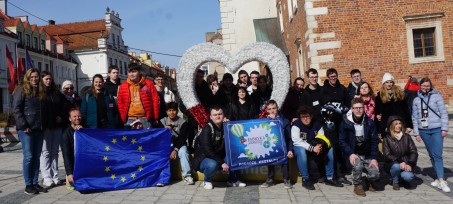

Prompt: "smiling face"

[294,79,304,92]
[63,85,74,96]
[69,110,82,126]
[128,70,140,82]
[93,77,104,91]
[420,81,431,94]
[359,83,370,96]
[29,72,40,86]
[210,108,224,126]
[238,88,246,100]
[384,81,394,90]
[351,102,364,118]
[308,72,318,86]
[154,76,164,88]
[328,73,338,85]
[42,75,52,87]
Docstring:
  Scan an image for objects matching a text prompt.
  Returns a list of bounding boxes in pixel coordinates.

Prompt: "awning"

[254,18,289,55]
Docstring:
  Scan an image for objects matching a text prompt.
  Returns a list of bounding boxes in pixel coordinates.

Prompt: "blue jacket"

[412,89,449,135]
[338,111,378,160]
[80,90,118,128]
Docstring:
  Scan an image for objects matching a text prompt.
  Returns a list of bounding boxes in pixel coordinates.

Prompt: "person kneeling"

[292,106,343,190]
[192,106,246,189]
[61,108,83,191]
[159,102,194,186]
[383,116,418,190]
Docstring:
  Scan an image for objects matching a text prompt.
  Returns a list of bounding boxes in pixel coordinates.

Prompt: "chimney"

[0,0,7,15]
[48,20,55,25]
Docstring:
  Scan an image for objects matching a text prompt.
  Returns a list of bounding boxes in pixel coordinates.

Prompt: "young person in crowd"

[226,87,257,121]
[159,102,194,186]
[339,98,379,197]
[355,82,375,121]
[61,108,83,191]
[321,68,349,107]
[219,73,238,105]
[155,74,177,120]
[300,69,323,122]
[194,69,213,111]
[251,75,272,112]
[81,74,119,128]
[40,71,66,187]
[247,71,260,95]
[192,106,246,190]
[207,74,228,108]
[236,70,250,88]
[412,77,450,193]
[383,116,418,190]
[61,80,81,108]
[347,69,364,103]
[104,65,120,98]
[281,77,305,121]
[13,68,48,195]
[260,100,293,189]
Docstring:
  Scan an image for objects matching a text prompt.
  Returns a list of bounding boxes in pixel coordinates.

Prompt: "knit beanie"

[61,80,73,91]
[381,73,394,85]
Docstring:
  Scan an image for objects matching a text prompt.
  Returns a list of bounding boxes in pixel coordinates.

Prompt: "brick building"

[278,0,453,105]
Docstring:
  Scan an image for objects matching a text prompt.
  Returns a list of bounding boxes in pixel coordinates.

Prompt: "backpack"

[192,123,214,151]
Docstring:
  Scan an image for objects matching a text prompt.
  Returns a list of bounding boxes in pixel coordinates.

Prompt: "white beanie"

[61,80,73,91]
[381,73,394,84]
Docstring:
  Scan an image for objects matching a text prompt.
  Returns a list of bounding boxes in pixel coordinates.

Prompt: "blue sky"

[6,0,221,68]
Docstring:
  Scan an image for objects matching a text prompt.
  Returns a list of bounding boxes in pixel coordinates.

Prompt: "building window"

[109,57,112,66]
[124,62,127,74]
[41,40,45,50]
[26,34,31,47]
[34,37,38,49]
[18,31,23,44]
[115,59,118,65]
[45,63,49,71]
[112,33,116,47]
[38,62,42,71]
[406,21,444,64]
[117,35,120,47]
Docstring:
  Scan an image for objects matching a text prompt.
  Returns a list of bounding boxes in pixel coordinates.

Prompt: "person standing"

[247,71,260,95]
[219,73,238,105]
[61,108,83,191]
[117,63,160,129]
[281,77,305,121]
[347,69,364,103]
[13,68,48,195]
[40,71,66,187]
[355,82,375,121]
[154,74,176,120]
[81,74,119,128]
[236,70,250,88]
[300,69,323,122]
[225,87,257,121]
[104,65,120,98]
[412,77,450,193]
[321,68,349,107]
[194,69,213,111]
[61,80,81,108]
[251,75,272,112]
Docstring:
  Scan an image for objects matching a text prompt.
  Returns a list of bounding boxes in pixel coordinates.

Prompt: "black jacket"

[321,79,349,107]
[104,78,120,97]
[300,84,323,121]
[13,88,43,131]
[195,80,214,110]
[42,88,67,129]
[61,126,75,175]
[193,120,225,171]
[383,116,418,169]
[346,82,359,104]
[281,87,303,120]
[219,85,238,105]
[375,91,413,134]
[251,87,272,111]
[226,100,257,121]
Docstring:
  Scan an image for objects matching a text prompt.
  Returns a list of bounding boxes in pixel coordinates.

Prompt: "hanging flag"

[6,45,16,91]
[25,49,34,70]
[17,56,25,82]
[73,128,171,191]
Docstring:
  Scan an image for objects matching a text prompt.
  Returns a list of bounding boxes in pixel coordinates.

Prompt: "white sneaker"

[431,180,440,188]
[156,182,164,187]
[203,182,213,190]
[184,176,194,185]
[439,181,450,193]
[42,180,54,188]
[226,180,246,187]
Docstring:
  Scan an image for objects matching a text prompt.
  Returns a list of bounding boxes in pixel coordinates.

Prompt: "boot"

[368,181,376,192]
[354,184,366,197]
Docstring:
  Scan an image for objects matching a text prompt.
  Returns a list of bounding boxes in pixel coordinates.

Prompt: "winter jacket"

[159,116,189,150]
[192,120,225,171]
[219,85,238,105]
[13,88,43,131]
[375,91,412,134]
[321,79,350,107]
[411,89,449,135]
[338,110,378,160]
[80,90,118,128]
[195,80,213,111]
[41,88,66,129]
[104,78,120,97]
[383,116,418,170]
[291,119,324,152]
[276,115,293,152]
[281,87,303,120]
[251,87,272,111]
[346,82,359,104]
[226,100,257,121]
[117,78,160,123]
[300,84,323,122]
[61,125,75,175]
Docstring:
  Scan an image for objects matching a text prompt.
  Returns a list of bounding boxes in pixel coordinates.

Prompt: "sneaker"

[354,184,366,197]
[24,185,38,195]
[439,181,450,193]
[42,180,55,188]
[318,176,326,183]
[54,180,64,186]
[325,179,344,187]
[260,178,274,188]
[393,183,400,191]
[203,182,213,190]
[302,180,315,190]
[283,179,292,189]
[66,182,75,191]
[227,180,246,187]
[156,182,165,187]
[338,177,352,186]
[431,180,440,188]
[34,184,48,193]
[184,176,195,185]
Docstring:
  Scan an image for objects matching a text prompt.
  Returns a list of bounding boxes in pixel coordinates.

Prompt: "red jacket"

[117,78,160,123]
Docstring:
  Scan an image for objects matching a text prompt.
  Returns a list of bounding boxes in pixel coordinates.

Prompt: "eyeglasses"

[64,87,74,90]
[352,107,364,110]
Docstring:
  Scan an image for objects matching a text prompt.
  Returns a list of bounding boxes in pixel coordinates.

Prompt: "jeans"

[268,164,289,180]
[19,130,44,186]
[176,145,191,177]
[351,155,380,185]
[390,163,414,184]
[419,128,444,179]
[293,146,334,180]
[199,158,240,182]
[40,128,62,184]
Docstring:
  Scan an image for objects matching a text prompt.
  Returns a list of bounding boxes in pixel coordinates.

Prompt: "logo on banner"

[231,123,279,159]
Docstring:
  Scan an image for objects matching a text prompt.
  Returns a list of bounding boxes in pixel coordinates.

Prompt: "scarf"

[393,132,403,141]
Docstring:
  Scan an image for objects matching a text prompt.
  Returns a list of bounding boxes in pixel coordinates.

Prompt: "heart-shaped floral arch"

[177,42,290,125]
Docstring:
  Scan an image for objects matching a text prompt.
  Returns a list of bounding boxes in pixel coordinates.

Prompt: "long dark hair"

[356,81,375,99]
[40,71,58,95]
[90,74,104,98]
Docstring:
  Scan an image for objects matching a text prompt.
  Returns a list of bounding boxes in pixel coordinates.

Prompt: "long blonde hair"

[15,68,43,99]
[378,84,404,103]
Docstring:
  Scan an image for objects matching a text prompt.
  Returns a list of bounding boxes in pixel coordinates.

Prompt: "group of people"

[12,62,449,197]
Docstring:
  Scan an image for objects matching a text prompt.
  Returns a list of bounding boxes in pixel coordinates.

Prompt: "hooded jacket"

[411,88,449,135]
[321,79,349,107]
[192,120,225,171]
[300,84,323,121]
[104,77,120,97]
[383,116,418,169]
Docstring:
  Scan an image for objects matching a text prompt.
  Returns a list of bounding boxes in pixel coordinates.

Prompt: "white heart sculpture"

[177,42,290,110]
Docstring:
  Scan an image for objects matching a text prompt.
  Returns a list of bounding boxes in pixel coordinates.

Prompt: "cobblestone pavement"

[1,121,452,203]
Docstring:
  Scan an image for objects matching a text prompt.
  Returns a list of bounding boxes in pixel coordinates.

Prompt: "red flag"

[17,56,24,82]
[6,45,16,91]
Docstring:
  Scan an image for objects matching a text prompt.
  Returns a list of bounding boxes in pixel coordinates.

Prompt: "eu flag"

[73,128,171,191]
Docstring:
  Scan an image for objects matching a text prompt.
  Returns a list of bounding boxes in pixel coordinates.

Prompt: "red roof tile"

[30,24,37,32]
[22,21,29,28]
[4,18,21,27]
[0,10,11,20]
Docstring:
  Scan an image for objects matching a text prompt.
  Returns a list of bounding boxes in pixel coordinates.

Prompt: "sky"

[6,0,222,68]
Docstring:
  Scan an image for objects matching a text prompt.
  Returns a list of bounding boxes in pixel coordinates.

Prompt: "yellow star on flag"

[138,146,143,151]
[111,174,116,179]
[122,136,127,141]
[131,173,136,179]
[105,166,110,172]
[105,146,110,151]
[138,166,143,171]
[121,176,126,182]
[131,138,136,144]
[112,138,117,144]
[103,156,108,162]
[140,156,146,161]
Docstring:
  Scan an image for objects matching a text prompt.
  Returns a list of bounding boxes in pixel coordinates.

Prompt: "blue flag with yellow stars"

[73,128,171,191]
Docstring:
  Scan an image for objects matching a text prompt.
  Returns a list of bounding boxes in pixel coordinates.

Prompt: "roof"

[0,10,10,20]
[4,18,21,27]
[208,32,222,42]
[41,19,108,50]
